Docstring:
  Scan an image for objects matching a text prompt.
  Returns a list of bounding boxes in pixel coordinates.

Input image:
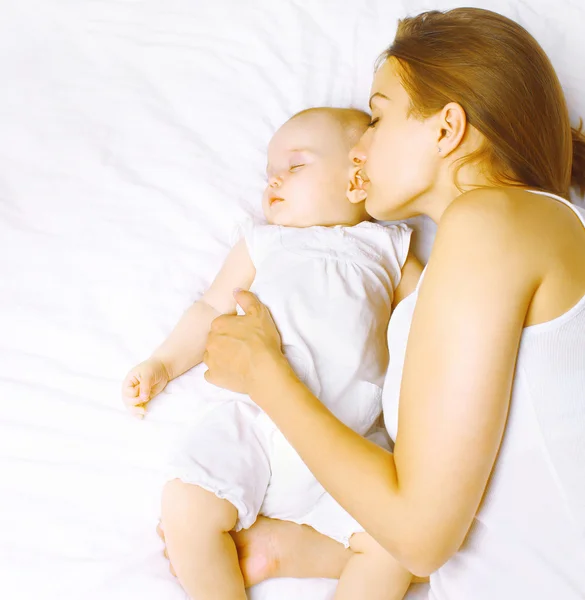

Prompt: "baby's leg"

[335,532,412,600]
[291,427,412,599]
[161,401,271,599]
[161,479,247,600]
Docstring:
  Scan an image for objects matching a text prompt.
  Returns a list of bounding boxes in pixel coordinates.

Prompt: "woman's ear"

[436,102,467,157]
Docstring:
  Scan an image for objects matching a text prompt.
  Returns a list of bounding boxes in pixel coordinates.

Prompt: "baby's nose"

[268,175,282,188]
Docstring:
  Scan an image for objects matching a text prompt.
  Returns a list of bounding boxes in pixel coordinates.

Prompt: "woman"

[161,8,585,598]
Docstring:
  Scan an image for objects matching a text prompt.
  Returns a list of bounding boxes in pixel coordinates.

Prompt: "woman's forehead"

[370,59,404,103]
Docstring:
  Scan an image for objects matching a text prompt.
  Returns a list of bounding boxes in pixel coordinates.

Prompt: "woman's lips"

[356,169,369,188]
[347,168,369,202]
[349,167,369,190]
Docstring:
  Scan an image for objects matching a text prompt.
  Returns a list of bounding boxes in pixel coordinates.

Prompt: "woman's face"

[349,58,440,221]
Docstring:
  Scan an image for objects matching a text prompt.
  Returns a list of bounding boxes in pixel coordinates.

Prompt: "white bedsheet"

[1,1,583,599]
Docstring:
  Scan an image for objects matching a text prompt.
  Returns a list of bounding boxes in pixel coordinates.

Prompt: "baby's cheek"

[300,179,326,211]
[261,196,273,221]
[285,176,308,202]
[321,170,349,202]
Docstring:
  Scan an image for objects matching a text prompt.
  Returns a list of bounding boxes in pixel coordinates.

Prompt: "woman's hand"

[203,290,289,395]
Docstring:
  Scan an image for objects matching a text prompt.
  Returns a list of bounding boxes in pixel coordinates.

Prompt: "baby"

[122,108,413,599]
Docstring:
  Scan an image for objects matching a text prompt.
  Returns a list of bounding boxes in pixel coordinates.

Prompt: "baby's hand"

[121,358,170,418]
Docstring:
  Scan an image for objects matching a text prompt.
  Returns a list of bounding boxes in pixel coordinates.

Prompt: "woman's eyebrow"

[368,92,391,109]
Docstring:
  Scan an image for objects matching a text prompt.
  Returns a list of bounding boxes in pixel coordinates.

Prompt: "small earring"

[437,147,442,153]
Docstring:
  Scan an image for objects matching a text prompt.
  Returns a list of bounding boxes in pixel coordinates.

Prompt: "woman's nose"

[349,144,366,166]
[268,175,282,188]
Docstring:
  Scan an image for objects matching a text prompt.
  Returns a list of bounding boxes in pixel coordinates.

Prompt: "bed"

[1,1,583,599]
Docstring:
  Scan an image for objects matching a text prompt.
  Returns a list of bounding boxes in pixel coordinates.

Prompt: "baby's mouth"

[269,197,285,207]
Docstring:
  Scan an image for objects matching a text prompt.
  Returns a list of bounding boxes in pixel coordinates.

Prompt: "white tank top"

[382,191,585,599]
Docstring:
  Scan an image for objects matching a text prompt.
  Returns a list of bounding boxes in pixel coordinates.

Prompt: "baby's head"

[263,108,370,227]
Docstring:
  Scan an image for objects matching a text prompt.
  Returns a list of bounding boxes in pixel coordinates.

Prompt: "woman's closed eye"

[368,117,380,129]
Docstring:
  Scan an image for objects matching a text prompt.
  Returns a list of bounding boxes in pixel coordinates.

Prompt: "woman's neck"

[416,164,498,223]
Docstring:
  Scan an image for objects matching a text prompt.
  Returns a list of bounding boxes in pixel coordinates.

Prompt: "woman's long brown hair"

[381,8,585,199]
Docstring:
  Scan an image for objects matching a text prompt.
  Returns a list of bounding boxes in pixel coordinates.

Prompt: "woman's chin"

[365,191,407,222]
[364,192,386,220]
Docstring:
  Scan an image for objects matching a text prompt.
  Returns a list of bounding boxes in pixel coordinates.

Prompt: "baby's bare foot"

[233,517,352,584]
[231,516,281,587]
[157,518,280,587]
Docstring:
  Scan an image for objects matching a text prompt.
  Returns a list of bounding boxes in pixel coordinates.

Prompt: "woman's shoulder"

[427,188,545,291]
[440,187,584,251]
[430,187,585,325]
[435,188,528,252]
[442,186,582,231]
[442,187,535,227]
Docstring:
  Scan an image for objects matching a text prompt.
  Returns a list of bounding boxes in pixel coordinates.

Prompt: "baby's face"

[263,113,367,228]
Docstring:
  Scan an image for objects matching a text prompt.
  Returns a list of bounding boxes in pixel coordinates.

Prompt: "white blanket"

[1,1,583,599]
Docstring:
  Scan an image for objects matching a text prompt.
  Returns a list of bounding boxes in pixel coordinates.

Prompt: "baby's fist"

[121,358,170,418]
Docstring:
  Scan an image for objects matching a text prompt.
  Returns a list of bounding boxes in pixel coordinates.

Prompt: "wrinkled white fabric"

[2,1,584,599]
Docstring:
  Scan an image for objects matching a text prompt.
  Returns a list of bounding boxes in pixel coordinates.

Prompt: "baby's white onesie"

[166,221,411,546]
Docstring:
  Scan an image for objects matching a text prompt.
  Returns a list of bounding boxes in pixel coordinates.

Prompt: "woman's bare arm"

[204,190,539,576]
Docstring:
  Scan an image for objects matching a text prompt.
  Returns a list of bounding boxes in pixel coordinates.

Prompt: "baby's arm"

[122,239,255,415]
[153,239,256,379]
